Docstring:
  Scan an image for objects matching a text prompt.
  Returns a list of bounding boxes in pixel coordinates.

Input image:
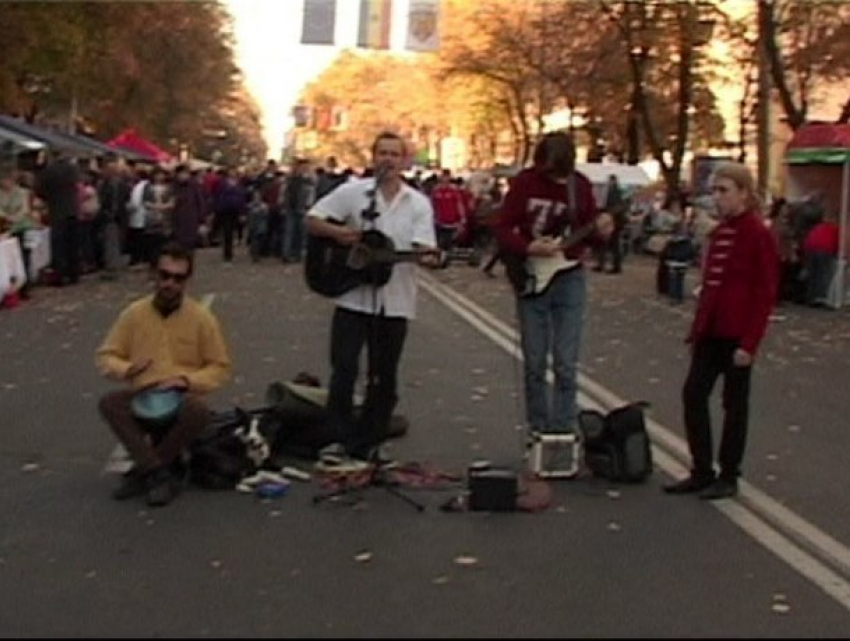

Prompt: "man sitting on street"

[95,242,232,506]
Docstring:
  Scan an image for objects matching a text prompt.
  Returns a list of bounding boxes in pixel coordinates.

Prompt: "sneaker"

[111,467,148,501]
[663,474,715,495]
[145,467,180,507]
[318,443,348,466]
[699,478,738,501]
[314,457,371,475]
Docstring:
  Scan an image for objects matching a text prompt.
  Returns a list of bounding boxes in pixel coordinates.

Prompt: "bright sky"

[224,0,413,157]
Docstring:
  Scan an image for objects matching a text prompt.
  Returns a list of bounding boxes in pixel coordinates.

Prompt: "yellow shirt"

[95,295,232,393]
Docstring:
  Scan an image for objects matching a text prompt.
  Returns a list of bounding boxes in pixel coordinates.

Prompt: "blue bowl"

[131,388,184,424]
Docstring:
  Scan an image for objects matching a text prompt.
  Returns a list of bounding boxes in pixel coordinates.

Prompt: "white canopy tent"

[575,162,652,207]
[784,123,850,308]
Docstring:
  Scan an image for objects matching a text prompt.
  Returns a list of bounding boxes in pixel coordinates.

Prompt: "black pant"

[220,209,239,261]
[595,228,622,271]
[682,338,752,480]
[326,307,408,457]
[49,216,79,284]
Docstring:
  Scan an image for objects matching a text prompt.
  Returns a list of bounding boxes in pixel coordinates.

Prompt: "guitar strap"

[563,172,577,239]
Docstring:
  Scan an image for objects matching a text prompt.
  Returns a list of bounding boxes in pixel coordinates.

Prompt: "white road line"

[421,272,850,611]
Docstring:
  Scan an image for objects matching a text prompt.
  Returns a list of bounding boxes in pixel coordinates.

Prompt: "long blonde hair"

[711,162,761,211]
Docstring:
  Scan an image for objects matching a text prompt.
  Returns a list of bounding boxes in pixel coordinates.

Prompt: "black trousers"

[682,338,752,480]
[326,307,408,457]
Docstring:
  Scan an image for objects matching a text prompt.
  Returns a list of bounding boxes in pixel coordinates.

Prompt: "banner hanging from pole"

[357,0,392,50]
[405,0,440,52]
[301,0,337,45]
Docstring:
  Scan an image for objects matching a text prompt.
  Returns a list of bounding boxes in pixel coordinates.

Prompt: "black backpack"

[577,402,653,483]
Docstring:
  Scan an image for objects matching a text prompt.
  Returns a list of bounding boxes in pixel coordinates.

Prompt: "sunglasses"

[157,268,189,283]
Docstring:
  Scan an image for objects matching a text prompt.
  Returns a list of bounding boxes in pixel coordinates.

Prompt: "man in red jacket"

[430,169,467,255]
[494,132,612,439]
[664,162,779,500]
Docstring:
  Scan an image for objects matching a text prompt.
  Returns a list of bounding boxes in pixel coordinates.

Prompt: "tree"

[760,0,850,129]
[0,1,266,161]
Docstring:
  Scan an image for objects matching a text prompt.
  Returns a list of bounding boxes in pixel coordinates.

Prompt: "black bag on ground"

[189,408,257,489]
[577,402,653,483]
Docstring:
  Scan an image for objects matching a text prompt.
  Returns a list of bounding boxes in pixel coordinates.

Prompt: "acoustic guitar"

[305,228,437,298]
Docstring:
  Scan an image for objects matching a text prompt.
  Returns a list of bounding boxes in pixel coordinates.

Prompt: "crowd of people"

[0,146,511,310]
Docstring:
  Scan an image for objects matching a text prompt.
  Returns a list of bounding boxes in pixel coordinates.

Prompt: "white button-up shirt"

[308,177,436,319]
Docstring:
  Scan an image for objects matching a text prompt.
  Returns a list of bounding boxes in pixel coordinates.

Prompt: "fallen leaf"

[606,490,621,500]
[354,551,373,563]
[210,560,222,569]
[454,555,478,567]
[432,575,450,585]
[21,463,39,473]
[607,522,622,532]
[787,425,801,433]
[771,603,791,614]
[85,570,97,579]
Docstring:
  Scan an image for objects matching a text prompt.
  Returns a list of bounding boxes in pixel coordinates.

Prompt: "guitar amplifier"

[526,432,581,479]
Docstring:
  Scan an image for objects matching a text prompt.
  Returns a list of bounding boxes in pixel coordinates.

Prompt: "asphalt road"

[2,247,850,638]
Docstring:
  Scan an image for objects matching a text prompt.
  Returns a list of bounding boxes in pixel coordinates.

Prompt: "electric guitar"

[504,217,601,297]
[305,228,440,298]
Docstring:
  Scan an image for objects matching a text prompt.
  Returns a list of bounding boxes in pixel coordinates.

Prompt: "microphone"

[373,162,391,185]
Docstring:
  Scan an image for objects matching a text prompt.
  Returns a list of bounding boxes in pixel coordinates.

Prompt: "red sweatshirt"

[494,166,599,261]
[430,184,467,227]
[803,221,839,255]
[688,209,780,355]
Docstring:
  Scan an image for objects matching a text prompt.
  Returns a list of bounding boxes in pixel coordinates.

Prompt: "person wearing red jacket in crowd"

[494,132,613,438]
[801,218,840,307]
[665,162,779,500]
[430,169,467,255]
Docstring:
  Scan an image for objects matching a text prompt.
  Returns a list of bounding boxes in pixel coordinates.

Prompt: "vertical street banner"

[301,0,337,45]
[406,0,439,52]
[357,0,392,50]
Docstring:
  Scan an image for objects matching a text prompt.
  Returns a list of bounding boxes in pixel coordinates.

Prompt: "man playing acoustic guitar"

[495,132,613,440]
[305,131,440,469]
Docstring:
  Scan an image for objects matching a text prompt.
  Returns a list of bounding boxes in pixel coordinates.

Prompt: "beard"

[153,289,183,316]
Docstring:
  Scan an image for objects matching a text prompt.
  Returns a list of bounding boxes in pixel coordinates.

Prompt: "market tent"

[0,114,93,157]
[576,162,652,207]
[785,123,850,308]
[0,124,45,153]
[107,129,173,163]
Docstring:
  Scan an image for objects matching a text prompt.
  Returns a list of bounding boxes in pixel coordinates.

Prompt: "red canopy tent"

[106,129,173,163]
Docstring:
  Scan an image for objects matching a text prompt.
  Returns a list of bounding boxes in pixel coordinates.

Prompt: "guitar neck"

[557,218,598,250]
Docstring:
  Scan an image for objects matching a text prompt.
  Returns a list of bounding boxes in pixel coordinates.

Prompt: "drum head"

[131,388,184,424]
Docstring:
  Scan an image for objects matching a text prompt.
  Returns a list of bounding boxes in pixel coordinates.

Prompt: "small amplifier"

[526,432,581,479]
[468,464,518,512]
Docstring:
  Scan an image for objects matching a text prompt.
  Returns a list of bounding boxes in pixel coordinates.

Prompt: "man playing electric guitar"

[495,132,614,440]
[305,131,439,469]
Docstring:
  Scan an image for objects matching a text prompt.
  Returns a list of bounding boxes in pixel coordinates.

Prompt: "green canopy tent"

[785,123,850,308]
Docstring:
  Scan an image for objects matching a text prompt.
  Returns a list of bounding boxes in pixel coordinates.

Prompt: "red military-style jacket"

[688,209,780,355]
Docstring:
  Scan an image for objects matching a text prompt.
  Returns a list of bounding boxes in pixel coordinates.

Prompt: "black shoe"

[145,467,180,507]
[699,478,738,501]
[663,474,715,494]
[111,467,148,501]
